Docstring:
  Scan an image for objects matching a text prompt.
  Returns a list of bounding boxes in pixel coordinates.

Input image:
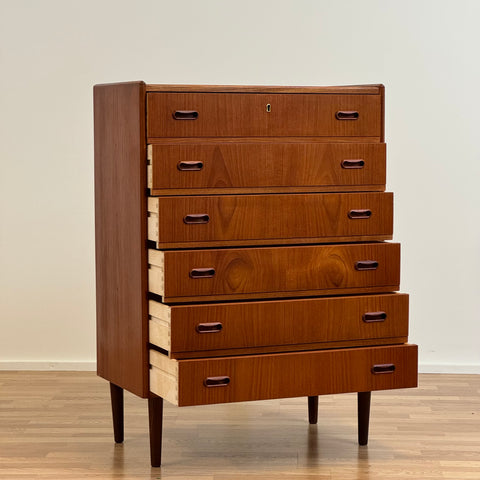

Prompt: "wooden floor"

[0,372,479,479]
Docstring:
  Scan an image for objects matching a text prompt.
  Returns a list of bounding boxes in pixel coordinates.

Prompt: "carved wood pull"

[371,364,395,375]
[355,260,379,271]
[196,322,223,333]
[336,110,359,120]
[341,159,365,169]
[204,376,230,387]
[172,110,199,120]
[363,312,387,323]
[183,214,210,224]
[177,161,204,171]
[190,268,216,279]
[348,209,372,219]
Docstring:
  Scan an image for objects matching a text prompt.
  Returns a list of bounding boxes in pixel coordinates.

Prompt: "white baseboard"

[0,362,96,371]
[0,362,478,374]
[418,364,480,374]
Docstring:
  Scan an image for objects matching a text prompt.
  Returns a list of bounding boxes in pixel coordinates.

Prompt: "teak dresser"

[93,82,418,467]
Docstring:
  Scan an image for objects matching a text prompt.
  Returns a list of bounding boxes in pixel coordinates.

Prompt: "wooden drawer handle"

[355,260,378,271]
[172,110,199,120]
[177,161,204,171]
[196,322,223,334]
[341,159,365,169]
[371,364,395,375]
[190,268,216,279]
[363,311,387,323]
[204,376,230,387]
[348,209,372,219]
[183,214,210,224]
[336,110,359,120]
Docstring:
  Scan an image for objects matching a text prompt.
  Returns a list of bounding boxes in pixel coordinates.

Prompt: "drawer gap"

[149,344,170,356]
[166,337,409,360]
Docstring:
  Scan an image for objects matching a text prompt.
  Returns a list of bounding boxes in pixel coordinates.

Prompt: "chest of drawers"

[94,82,417,467]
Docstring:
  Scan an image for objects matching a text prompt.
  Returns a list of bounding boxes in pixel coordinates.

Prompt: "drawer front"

[149,242,400,302]
[149,293,409,357]
[149,344,418,406]
[147,93,382,138]
[148,192,393,247]
[148,143,386,194]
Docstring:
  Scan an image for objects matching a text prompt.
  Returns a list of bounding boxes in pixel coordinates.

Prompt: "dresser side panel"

[380,84,385,142]
[94,81,149,398]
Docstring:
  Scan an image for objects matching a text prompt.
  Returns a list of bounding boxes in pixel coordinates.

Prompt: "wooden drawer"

[149,293,409,358]
[148,192,393,248]
[149,344,418,406]
[147,142,386,195]
[148,242,400,302]
[147,93,382,138]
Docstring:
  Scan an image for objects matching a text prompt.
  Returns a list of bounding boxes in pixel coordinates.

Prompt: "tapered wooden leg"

[148,396,164,467]
[308,396,319,424]
[109,382,124,443]
[357,391,371,445]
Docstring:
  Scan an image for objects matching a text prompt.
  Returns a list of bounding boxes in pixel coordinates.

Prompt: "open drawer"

[149,344,418,406]
[147,192,393,248]
[148,242,400,302]
[149,293,409,359]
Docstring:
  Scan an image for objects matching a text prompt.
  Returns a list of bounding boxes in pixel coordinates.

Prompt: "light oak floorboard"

[0,372,478,479]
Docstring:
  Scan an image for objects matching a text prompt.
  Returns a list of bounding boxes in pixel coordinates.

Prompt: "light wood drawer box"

[147,143,386,195]
[149,344,418,407]
[148,192,393,248]
[149,293,409,358]
[147,93,382,138]
[148,242,400,302]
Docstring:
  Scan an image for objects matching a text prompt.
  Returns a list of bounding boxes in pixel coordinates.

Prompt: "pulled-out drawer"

[149,293,409,358]
[148,192,393,248]
[146,92,382,138]
[148,242,400,302]
[149,344,418,406]
[147,142,386,195]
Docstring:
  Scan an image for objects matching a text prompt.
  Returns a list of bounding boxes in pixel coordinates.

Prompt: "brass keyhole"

[266,103,271,113]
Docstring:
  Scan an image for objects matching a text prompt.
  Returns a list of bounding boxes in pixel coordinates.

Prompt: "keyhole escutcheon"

[266,103,271,113]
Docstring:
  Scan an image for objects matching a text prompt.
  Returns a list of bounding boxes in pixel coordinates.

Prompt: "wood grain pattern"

[147,136,382,144]
[1,372,477,478]
[147,93,382,138]
[145,84,383,94]
[149,242,400,302]
[147,192,393,246]
[148,142,386,194]
[149,293,409,357]
[94,81,149,398]
[149,185,386,196]
[149,344,418,406]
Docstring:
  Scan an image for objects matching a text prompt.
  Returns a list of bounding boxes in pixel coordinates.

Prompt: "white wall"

[1,0,479,372]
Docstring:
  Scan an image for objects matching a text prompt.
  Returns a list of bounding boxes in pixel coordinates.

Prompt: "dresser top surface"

[93,82,383,95]
[144,84,383,94]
